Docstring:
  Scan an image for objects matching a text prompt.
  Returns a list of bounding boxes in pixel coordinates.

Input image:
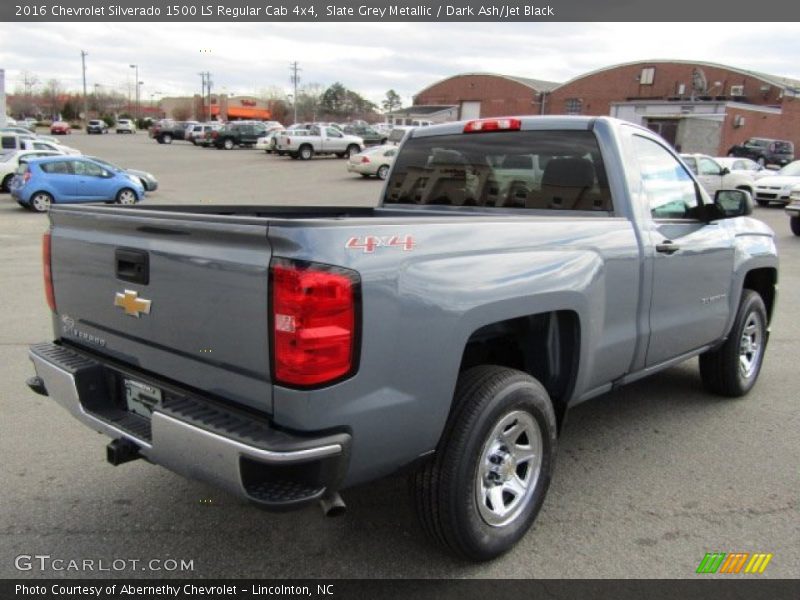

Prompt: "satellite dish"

[692,68,708,94]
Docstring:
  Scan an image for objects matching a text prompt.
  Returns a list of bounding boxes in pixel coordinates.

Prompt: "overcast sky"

[2,22,800,107]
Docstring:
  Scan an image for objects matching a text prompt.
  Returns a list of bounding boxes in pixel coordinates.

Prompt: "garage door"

[460,101,481,120]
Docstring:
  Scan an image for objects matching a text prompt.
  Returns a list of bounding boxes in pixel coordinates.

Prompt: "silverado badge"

[114,290,152,318]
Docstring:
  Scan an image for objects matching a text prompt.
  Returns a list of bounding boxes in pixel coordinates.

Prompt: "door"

[460,101,481,120]
[325,127,345,152]
[630,134,736,366]
[39,159,77,200]
[72,159,117,201]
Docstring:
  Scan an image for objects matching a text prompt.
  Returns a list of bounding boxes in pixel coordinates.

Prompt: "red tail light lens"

[42,232,56,312]
[464,118,522,133]
[360,156,370,163]
[270,259,360,388]
[23,171,32,183]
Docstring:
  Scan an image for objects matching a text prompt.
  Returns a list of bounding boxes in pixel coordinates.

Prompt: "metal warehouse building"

[409,61,800,155]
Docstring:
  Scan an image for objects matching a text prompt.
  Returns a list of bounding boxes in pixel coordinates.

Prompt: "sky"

[2,22,800,107]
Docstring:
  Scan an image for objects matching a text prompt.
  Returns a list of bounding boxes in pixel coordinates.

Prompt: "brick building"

[408,62,800,155]
[412,73,560,120]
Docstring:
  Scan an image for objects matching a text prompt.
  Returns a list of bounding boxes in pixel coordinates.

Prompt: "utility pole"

[129,64,139,122]
[199,71,212,121]
[81,50,88,122]
[199,72,206,120]
[289,61,301,124]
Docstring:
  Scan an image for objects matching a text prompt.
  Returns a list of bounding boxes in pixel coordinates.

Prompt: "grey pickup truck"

[26,117,778,561]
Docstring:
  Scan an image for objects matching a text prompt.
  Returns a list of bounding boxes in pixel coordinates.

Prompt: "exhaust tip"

[319,491,346,517]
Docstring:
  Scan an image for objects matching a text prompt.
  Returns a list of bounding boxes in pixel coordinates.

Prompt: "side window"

[1,136,17,149]
[327,127,342,138]
[41,161,72,175]
[698,157,721,176]
[682,156,698,174]
[632,135,700,220]
[73,161,104,177]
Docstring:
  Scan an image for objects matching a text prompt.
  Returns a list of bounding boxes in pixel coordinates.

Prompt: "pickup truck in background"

[276,125,363,159]
[26,116,778,561]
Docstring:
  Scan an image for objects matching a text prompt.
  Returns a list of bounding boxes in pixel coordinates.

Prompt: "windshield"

[385,129,612,211]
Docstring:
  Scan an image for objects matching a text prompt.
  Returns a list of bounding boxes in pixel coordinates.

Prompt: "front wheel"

[115,188,137,205]
[30,191,53,213]
[409,366,556,561]
[790,216,800,236]
[699,290,767,397]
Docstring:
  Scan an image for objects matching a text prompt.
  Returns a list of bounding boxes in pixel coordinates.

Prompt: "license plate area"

[124,378,162,419]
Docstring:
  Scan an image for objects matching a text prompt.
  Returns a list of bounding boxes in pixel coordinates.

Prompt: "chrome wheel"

[31,192,52,212]
[116,189,136,205]
[476,410,542,527]
[739,314,763,379]
[224,138,234,150]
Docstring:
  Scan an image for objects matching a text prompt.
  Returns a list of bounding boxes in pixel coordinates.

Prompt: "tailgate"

[48,208,274,413]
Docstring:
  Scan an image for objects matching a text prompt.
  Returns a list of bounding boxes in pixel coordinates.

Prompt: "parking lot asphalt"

[1,132,798,579]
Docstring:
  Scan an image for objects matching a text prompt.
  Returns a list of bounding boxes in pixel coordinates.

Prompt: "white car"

[680,153,755,197]
[753,160,800,206]
[256,128,286,153]
[347,144,398,180]
[0,149,61,192]
[116,119,136,134]
[21,138,81,156]
[715,157,766,177]
[786,186,800,235]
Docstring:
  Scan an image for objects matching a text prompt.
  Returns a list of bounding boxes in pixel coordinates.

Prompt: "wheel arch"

[457,310,581,431]
[742,267,777,324]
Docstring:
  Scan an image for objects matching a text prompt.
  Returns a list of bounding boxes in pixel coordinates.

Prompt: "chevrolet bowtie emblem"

[114,290,152,318]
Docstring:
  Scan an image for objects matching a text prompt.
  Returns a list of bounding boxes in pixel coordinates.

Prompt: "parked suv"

[186,122,222,146]
[342,124,387,146]
[86,120,109,135]
[211,122,268,149]
[727,137,794,167]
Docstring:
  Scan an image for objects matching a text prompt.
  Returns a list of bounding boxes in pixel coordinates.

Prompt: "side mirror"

[720,166,730,176]
[713,189,753,218]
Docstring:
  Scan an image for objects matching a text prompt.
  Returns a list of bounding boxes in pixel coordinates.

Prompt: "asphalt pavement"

[1,131,797,579]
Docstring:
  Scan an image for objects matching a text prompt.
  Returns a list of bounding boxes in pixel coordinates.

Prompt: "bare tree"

[42,79,63,120]
[172,100,193,121]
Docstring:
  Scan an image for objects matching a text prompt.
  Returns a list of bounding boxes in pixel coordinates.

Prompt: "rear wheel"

[699,289,767,397]
[162,134,173,144]
[1,173,13,193]
[299,145,314,160]
[223,138,235,150]
[115,188,137,205]
[343,144,360,159]
[30,192,53,213]
[409,366,556,561]
[790,216,800,236]
[377,165,390,180]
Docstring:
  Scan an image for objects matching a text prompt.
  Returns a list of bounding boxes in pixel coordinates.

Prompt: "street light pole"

[81,50,88,122]
[129,64,138,121]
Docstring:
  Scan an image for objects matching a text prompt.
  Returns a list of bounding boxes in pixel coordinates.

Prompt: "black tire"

[299,145,313,160]
[344,144,360,159]
[156,138,165,144]
[699,290,767,397]
[1,173,13,193]
[115,188,137,205]
[409,366,556,561]
[223,138,235,150]
[756,199,770,207]
[790,216,800,236]
[380,138,388,145]
[377,165,390,180]
[162,134,173,144]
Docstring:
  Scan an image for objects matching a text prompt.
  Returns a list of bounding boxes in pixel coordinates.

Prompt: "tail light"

[360,156,370,163]
[270,259,360,388]
[464,118,521,133]
[23,171,32,184]
[42,232,56,312]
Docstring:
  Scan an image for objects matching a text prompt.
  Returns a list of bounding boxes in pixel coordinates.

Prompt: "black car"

[342,124,387,146]
[212,122,268,149]
[86,120,108,134]
[727,137,794,167]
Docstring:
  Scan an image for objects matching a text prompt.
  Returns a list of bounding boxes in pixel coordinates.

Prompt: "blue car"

[11,155,145,212]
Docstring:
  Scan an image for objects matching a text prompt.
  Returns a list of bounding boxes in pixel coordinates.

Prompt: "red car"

[50,121,71,135]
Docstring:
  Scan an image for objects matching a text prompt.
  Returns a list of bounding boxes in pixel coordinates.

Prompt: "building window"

[640,67,655,85]
[565,98,583,115]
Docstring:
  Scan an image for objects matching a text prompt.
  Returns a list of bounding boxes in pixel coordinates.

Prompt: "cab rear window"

[384,130,612,211]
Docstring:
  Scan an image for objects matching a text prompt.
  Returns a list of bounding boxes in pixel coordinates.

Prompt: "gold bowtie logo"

[114,290,152,318]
